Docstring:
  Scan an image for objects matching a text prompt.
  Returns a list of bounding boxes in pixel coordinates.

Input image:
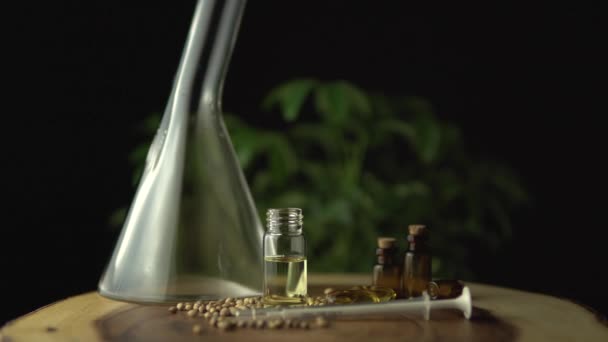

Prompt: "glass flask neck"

[266,208,303,235]
[172,0,246,118]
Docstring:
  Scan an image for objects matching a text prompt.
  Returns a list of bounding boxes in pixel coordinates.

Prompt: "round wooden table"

[1,274,606,341]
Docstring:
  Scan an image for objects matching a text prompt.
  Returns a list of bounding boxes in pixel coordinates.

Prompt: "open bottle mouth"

[266,208,303,233]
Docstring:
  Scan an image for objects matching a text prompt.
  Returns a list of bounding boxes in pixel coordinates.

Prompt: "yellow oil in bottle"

[263,255,307,305]
[326,286,396,304]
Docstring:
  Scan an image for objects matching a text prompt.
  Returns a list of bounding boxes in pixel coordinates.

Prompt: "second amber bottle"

[403,224,431,298]
[372,237,402,295]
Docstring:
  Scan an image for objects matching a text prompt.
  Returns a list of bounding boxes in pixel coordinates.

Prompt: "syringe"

[238,286,472,321]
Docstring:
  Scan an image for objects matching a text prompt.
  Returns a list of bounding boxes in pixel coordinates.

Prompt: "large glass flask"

[98,0,263,303]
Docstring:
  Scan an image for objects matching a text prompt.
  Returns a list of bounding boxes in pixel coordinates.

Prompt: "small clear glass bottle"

[403,224,431,298]
[263,208,307,305]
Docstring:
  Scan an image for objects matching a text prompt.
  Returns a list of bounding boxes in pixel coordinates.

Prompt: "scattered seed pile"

[169,289,335,334]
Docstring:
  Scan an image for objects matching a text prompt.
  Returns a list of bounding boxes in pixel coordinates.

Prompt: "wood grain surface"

[2,274,606,342]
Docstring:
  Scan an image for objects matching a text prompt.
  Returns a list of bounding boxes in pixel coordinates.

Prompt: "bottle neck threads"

[266,208,303,234]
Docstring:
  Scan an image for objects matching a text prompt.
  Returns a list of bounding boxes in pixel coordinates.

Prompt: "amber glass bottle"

[372,237,402,295]
[403,225,431,298]
[428,279,464,299]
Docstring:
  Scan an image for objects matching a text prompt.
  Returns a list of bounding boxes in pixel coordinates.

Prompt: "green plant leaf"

[369,93,394,118]
[290,123,344,159]
[272,190,308,208]
[262,78,318,121]
[393,181,431,198]
[411,113,441,164]
[263,134,298,183]
[128,144,151,165]
[391,96,441,163]
[376,119,416,142]
[338,81,372,116]
[314,83,345,123]
[223,115,260,168]
[225,115,298,179]
[314,81,371,124]
[132,164,144,186]
[108,207,127,229]
[136,113,162,134]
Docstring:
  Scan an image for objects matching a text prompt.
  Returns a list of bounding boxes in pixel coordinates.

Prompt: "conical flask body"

[99,0,263,302]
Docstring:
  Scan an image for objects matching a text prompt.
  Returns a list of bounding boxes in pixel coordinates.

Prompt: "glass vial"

[403,224,431,298]
[263,208,307,305]
[372,237,402,295]
[98,0,263,303]
[428,279,465,299]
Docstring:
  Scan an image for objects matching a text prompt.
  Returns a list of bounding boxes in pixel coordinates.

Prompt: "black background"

[3,1,606,324]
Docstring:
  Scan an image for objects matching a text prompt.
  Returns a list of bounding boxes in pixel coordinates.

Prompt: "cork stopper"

[408,224,427,236]
[377,237,397,249]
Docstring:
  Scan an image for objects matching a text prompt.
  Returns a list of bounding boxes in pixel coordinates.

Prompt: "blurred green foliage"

[117,79,527,279]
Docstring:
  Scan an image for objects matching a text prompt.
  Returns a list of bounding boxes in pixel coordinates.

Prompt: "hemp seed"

[315,316,329,328]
